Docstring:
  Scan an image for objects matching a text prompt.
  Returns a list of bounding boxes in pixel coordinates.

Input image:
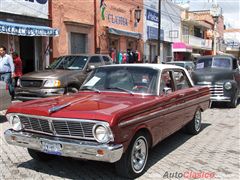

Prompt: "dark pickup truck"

[192,55,240,108]
[15,54,112,101]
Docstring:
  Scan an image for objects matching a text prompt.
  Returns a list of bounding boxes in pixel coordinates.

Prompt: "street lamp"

[210,4,222,55]
[134,6,141,23]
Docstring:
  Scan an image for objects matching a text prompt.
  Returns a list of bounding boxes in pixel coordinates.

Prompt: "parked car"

[4,64,210,178]
[15,54,113,101]
[192,55,240,108]
[166,61,195,74]
[0,81,11,110]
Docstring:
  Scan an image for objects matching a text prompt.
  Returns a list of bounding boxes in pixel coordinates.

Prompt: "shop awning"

[0,20,59,37]
[172,42,192,52]
[108,27,141,39]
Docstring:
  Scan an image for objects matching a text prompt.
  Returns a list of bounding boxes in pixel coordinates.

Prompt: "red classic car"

[4,64,210,178]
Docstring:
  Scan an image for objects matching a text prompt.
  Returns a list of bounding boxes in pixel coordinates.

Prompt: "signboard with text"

[0,0,48,19]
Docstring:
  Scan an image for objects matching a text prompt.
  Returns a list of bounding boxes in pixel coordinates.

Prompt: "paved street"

[0,102,239,180]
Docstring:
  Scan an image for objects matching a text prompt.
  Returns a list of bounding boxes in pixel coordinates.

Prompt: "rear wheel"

[28,149,55,162]
[185,109,202,135]
[115,132,149,179]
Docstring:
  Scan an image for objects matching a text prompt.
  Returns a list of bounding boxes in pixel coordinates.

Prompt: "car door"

[172,69,199,125]
[156,69,186,141]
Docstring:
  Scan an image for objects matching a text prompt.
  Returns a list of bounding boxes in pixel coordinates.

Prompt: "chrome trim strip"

[119,94,210,127]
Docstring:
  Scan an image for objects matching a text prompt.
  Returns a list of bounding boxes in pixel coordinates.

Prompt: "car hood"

[7,92,158,124]
[192,68,234,84]
[21,69,83,79]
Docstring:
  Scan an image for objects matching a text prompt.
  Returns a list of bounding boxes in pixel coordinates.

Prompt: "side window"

[103,56,111,64]
[173,70,190,90]
[89,56,102,64]
[159,70,174,95]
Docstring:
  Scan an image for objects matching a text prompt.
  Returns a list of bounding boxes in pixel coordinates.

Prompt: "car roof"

[101,63,187,71]
[60,54,109,57]
[166,61,194,64]
[197,55,235,60]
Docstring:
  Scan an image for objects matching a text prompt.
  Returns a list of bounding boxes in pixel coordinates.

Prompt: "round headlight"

[93,124,113,143]
[10,115,22,131]
[224,82,232,90]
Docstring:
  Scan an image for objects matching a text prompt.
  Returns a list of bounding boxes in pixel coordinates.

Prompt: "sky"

[174,0,240,29]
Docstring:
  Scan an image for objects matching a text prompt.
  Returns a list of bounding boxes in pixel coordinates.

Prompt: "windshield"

[196,57,232,70]
[49,56,88,70]
[81,66,159,95]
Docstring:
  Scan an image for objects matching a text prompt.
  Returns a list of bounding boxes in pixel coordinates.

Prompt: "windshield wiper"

[107,86,133,95]
[81,87,101,93]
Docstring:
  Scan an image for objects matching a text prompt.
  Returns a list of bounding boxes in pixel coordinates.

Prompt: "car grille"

[197,82,224,98]
[19,115,95,140]
[208,84,224,97]
[21,80,43,87]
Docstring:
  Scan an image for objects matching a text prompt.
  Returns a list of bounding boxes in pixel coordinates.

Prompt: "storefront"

[172,42,192,61]
[0,0,59,73]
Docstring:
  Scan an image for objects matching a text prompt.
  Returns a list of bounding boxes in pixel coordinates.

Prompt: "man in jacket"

[0,45,15,99]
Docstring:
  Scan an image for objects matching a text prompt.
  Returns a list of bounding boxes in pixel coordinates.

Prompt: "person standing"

[0,45,15,99]
[12,52,22,87]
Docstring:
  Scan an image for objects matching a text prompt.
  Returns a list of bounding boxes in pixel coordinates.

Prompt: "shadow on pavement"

[17,123,211,179]
[211,99,239,109]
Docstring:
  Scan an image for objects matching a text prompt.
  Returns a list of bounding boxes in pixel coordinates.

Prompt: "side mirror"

[87,65,95,72]
[163,87,172,95]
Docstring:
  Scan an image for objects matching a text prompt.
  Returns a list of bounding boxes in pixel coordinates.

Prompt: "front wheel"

[115,132,149,179]
[228,93,238,108]
[185,109,202,135]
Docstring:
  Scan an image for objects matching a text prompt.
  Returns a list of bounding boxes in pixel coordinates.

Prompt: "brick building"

[51,0,144,63]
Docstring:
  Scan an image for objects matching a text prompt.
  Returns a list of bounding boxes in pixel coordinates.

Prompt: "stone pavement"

[0,103,239,180]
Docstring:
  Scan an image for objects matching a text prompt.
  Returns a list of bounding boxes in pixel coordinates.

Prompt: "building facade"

[143,0,182,63]
[52,0,144,63]
[224,29,240,59]
[0,0,58,73]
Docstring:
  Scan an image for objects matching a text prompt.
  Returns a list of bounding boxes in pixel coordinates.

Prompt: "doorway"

[19,37,35,74]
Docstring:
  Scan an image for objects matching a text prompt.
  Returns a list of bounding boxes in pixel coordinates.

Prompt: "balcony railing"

[182,35,212,50]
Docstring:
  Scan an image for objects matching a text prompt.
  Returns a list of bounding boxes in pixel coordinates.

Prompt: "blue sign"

[146,9,158,23]
[147,26,164,40]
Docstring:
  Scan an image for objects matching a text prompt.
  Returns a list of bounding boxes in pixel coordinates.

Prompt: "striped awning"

[0,20,59,37]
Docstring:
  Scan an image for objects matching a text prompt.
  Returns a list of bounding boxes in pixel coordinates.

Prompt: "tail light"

[6,83,9,91]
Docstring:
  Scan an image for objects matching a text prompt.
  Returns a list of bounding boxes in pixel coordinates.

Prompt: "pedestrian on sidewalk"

[0,45,15,99]
[12,52,22,87]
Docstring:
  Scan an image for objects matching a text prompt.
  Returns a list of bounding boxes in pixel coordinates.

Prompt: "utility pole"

[157,0,162,63]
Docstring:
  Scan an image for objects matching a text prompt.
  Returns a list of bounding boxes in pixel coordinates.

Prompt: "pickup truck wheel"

[28,149,55,162]
[185,109,202,135]
[228,93,238,108]
[115,132,149,178]
[65,87,78,94]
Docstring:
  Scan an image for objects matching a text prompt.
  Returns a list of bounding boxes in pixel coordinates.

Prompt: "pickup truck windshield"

[81,66,158,95]
[196,57,232,70]
[49,56,88,70]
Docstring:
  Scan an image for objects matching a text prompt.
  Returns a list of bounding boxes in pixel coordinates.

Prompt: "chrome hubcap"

[195,111,201,131]
[131,136,148,173]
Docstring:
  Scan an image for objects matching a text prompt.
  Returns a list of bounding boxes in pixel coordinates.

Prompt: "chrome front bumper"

[4,129,123,163]
[210,96,231,102]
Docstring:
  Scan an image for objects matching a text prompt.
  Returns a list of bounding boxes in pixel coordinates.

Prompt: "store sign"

[147,26,164,40]
[146,9,159,23]
[0,21,59,37]
[0,0,48,19]
[107,14,128,26]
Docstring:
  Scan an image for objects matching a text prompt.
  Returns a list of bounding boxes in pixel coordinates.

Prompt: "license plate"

[41,139,62,155]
